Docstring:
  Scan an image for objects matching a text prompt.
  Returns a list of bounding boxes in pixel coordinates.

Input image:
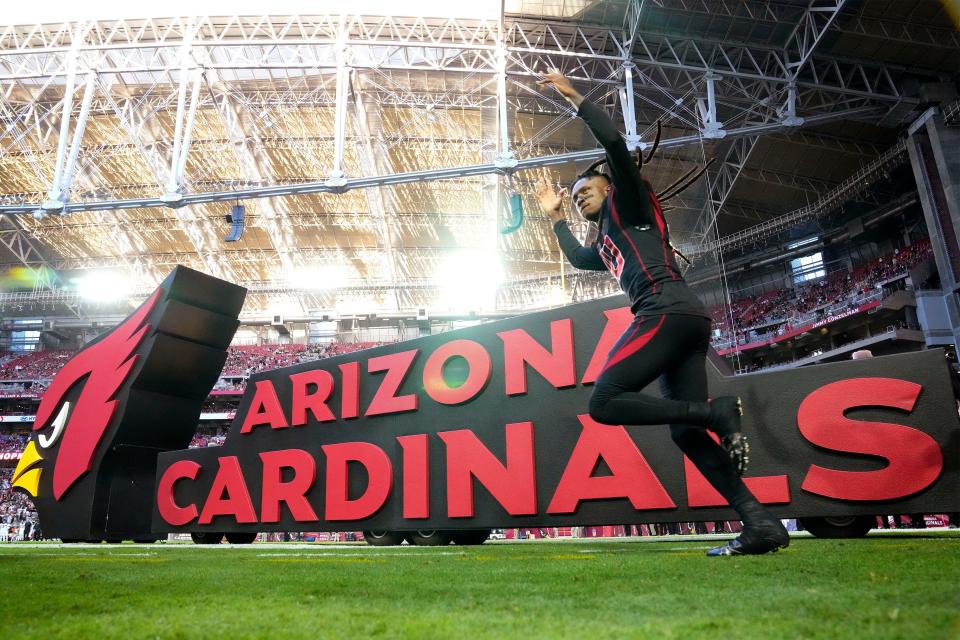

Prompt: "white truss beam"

[0,105,883,217]
[647,0,804,23]
[0,15,916,107]
[771,129,883,157]
[697,134,762,251]
[783,0,847,78]
[837,13,960,50]
[693,0,847,251]
[696,139,909,254]
[738,167,840,196]
[650,0,957,51]
[58,71,98,206]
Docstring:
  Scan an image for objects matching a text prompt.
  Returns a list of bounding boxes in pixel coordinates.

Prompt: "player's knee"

[588,392,615,424]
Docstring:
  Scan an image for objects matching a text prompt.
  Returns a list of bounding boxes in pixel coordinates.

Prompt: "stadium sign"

[9,267,960,541]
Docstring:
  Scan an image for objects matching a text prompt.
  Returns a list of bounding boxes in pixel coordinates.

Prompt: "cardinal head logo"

[11,290,160,501]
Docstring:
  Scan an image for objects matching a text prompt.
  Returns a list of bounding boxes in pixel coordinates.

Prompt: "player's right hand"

[536,68,577,99]
[535,178,567,223]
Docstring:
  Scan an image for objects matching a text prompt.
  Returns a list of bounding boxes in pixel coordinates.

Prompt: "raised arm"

[536,178,606,271]
[537,69,653,225]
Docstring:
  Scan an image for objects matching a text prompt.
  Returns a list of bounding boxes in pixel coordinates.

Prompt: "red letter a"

[548,415,675,514]
[240,380,289,433]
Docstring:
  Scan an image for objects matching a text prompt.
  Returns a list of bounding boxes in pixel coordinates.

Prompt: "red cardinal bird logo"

[21,290,161,500]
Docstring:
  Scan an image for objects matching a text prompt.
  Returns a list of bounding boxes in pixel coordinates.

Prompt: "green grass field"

[1,531,958,639]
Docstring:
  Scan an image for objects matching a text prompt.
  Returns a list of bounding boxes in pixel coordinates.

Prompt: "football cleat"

[721,432,750,476]
[709,396,748,475]
[706,520,789,557]
[709,396,743,438]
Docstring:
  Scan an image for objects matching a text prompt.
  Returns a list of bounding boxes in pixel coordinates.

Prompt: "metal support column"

[780,81,805,127]
[699,72,725,139]
[328,22,350,188]
[494,43,515,170]
[163,67,203,202]
[42,50,79,213]
[619,62,640,151]
[60,71,98,206]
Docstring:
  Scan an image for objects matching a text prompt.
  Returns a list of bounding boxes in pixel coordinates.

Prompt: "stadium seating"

[0,433,27,454]
[0,242,934,391]
[708,240,932,346]
[0,342,383,384]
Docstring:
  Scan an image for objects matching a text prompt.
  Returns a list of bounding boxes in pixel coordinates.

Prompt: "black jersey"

[553,100,709,319]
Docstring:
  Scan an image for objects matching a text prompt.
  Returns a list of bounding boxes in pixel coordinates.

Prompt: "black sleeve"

[553,221,606,271]
[577,100,654,226]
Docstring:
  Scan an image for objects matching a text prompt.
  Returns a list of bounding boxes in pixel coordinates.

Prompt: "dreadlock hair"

[570,158,611,191]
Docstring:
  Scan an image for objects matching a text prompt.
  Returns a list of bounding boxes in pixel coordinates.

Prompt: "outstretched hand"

[535,178,567,224]
[536,68,583,107]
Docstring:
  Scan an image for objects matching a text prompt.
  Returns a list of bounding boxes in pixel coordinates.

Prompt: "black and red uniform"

[553,100,765,525]
[553,99,712,427]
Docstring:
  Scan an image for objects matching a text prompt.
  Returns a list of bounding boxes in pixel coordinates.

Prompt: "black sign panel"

[150,294,960,535]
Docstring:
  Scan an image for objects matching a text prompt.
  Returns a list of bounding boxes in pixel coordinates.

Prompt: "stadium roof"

[0,0,956,317]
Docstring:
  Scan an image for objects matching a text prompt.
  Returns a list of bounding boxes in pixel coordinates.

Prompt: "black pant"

[588,313,765,517]
[589,313,710,425]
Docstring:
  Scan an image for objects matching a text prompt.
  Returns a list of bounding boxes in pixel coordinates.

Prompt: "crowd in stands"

[0,468,39,541]
[0,433,27,454]
[199,400,238,414]
[0,341,385,394]
[189,427,229,449]
[710,239,932,346]
[219,342,381,377]
[0,241,935,387]
[212,378,245,391]
[0,350,74,382]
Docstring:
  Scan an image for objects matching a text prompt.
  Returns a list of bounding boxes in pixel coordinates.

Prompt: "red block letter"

[498,318,575,395]
[798,378,943,501]
[199,456,258,524]
[439,422,537,518]
[322,442,393,520]
[157,460,201,526]
[548,415,675,513]
[581,307,633,385]
[290,369,336,426]
[422,340,492,405]
[339,361,360,420]
[260,449,319,523]
[366,350,419,416]
[398,434,430,519]
[240,380,289,433]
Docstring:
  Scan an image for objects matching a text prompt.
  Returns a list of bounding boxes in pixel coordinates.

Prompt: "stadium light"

[71,271,132,303]
[437,249,503,312]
